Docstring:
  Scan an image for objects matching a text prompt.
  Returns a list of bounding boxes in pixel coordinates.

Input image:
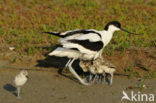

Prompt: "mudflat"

[0,69,155,103]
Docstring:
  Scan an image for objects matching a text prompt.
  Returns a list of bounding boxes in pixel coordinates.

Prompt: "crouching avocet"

[14,70,28,99]
[80,58,116,85]
[43,21,139,85]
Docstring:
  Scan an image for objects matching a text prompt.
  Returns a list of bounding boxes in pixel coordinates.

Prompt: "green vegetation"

[0,0,155,78]
[0,0,155,54]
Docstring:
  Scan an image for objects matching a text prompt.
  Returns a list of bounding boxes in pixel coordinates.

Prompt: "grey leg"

[96,75,100,84]
[65,59,71,68]
[85,73,94,83]
[102,74,106,84]
[92,75,98,83]
[68,58,91,86]
[84,75,88,82]
[109,73,114,85]
[96,75,101,84]
[17,87,21,99]
[96,74,103,84]
[89,73,94,82]
[85,73,93,83]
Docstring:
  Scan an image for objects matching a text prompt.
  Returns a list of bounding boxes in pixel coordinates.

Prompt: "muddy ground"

[0,47,156,103]
[0,69,156,103]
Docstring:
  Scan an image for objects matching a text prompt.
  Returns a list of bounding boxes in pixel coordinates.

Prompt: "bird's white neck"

[101,30,114,47]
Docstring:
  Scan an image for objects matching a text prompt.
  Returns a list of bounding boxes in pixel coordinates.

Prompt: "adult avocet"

[43,21,139,85]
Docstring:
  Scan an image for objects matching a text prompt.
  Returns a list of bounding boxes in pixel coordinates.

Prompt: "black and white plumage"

[48,29,104,61]
[43,21,137,85]
[14,70,28,99]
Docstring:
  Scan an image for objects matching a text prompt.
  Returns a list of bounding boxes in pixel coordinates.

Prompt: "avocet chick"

[14,70,28,99]
[80,58,116,85]
[93,58,116,85]
[101,65,115,85]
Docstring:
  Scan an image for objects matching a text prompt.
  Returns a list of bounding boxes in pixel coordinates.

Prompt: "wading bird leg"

[96,74,100,84]
[92,75,98,83]
[84,75,89,82]
[85,73,93,83]
[96,75,101,84]
[89,73,94,82]
[84,73,90,82]
[109,73,114,85]
[17,87,21,99]
[96,74,103,84]
[68,58,91,86]
[65,59,71,68]
[102,74,106,84]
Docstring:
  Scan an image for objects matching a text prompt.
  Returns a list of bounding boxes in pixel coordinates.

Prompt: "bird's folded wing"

[60,30,102,42]
[58,29,81,37]
[59,29,101,41]
[59,29,100,37]
[43,29,81,38]
[63,39,104,54]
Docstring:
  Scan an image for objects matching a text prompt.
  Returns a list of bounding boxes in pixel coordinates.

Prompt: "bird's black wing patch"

[69,39,104,51]
[64,29,102,38]
[43,29,102,38]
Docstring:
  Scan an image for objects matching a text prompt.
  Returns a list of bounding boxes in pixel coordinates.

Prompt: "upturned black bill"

[120,28,141,35]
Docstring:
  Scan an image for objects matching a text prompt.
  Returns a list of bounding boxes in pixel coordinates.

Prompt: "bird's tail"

[48,47,80,58]
[42,32,65,37]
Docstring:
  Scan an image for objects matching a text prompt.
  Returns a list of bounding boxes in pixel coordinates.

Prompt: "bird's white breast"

[100,31,113,47]
[14,75,27,86]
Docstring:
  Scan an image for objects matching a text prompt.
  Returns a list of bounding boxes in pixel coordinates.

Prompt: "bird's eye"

[115,24,120,28]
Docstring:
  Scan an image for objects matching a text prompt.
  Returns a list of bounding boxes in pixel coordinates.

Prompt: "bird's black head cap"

[104,21,121,30]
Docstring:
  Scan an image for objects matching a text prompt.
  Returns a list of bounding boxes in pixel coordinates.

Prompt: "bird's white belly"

[14,77,27,86]
[49,47,99,60]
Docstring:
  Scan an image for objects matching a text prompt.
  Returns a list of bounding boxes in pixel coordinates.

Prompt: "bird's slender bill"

[120,28,141,35]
